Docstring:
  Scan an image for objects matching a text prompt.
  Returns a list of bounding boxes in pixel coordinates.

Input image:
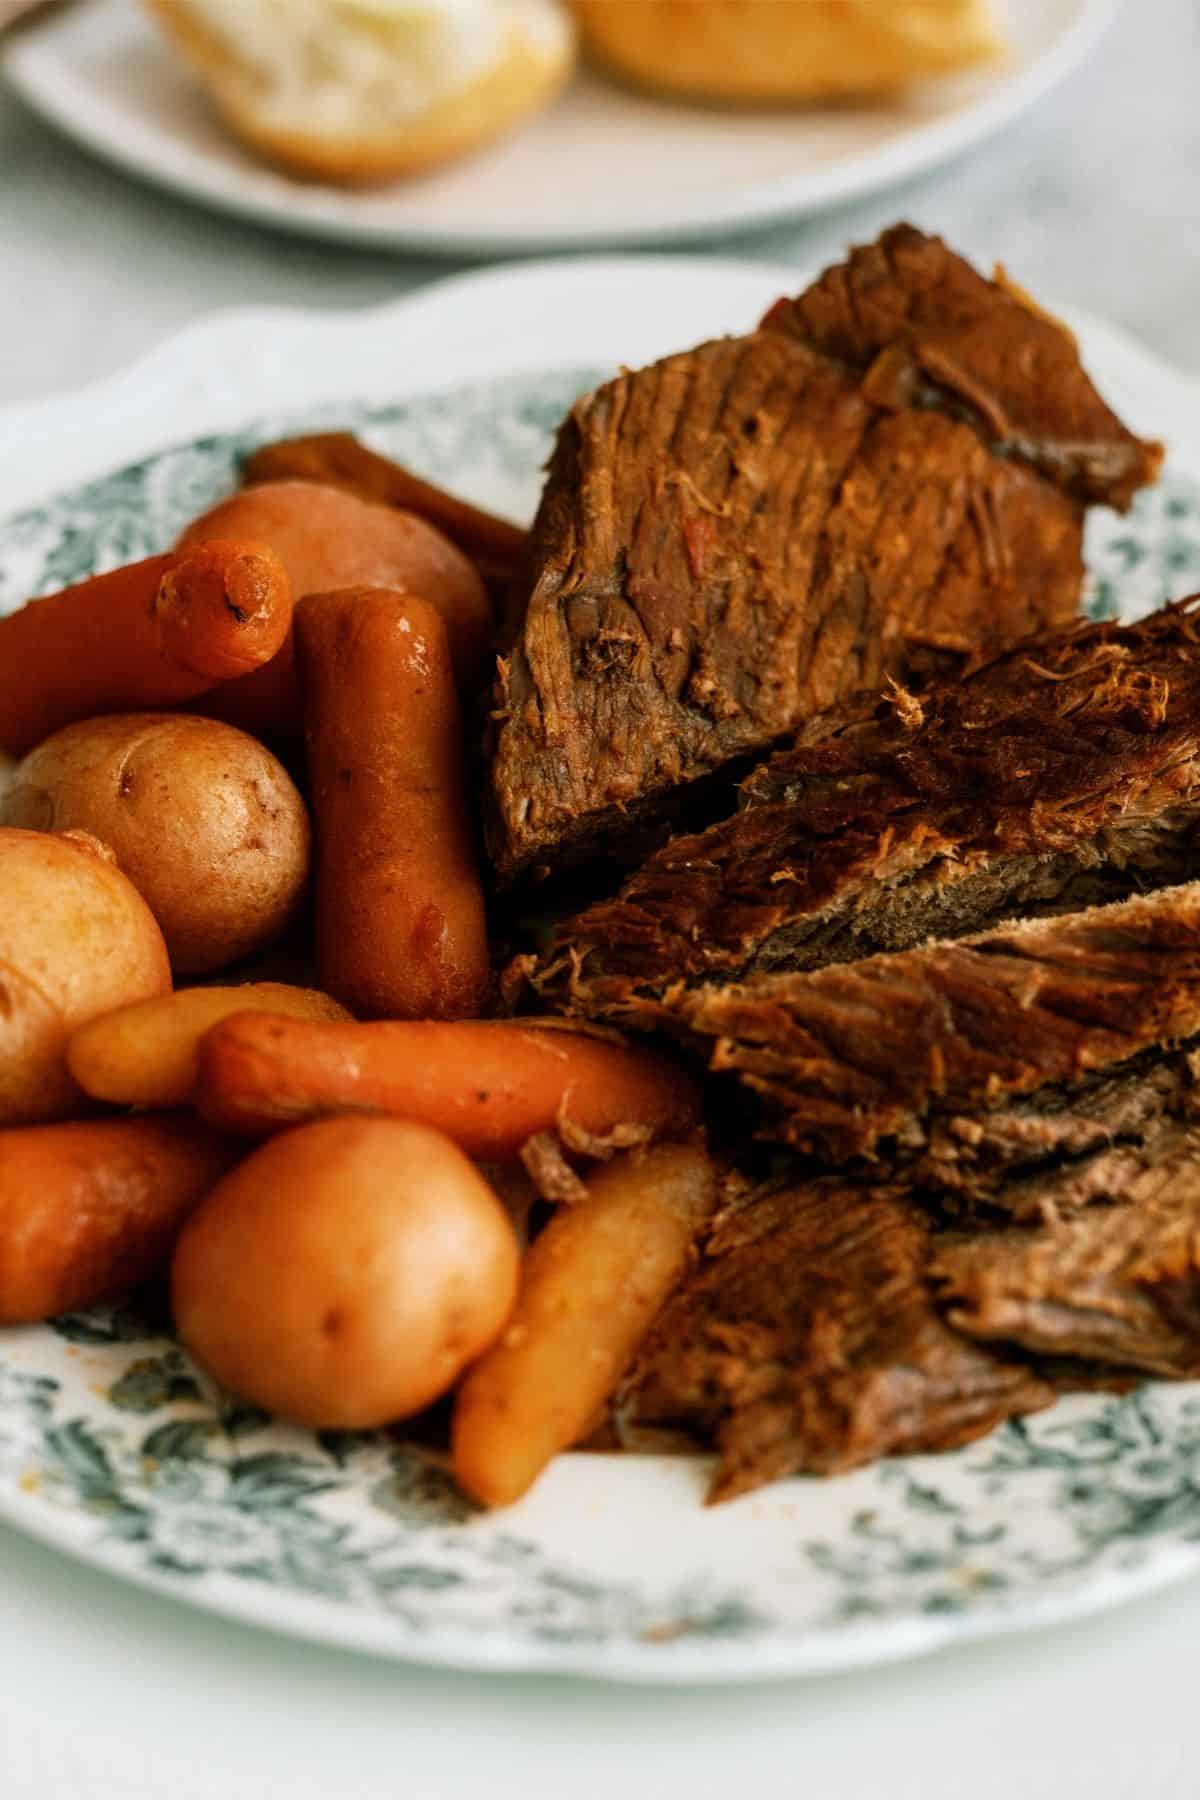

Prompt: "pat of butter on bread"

[143,0,576,185]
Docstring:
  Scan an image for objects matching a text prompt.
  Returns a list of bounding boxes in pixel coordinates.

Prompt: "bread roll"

[569,0,1001,104]
[143,0,575,185]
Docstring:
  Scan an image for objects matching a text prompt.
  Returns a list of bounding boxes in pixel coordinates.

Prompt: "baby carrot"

[295,586,490,1020]
[0,1115,235,1323]
[0,540,291,755]
[68,982,353,1111]
[194,1012,702,1156]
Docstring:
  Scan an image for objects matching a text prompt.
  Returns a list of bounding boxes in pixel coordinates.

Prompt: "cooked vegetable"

[452,1140,718,1508]
[68,982,351,1110]
[172,1117,520,1428]
[178,480,491,739]
[3,714,312,974]
[195,1012,702,1153]
[243,433,527,590]
[0,1115,234,1324]
[0,541,291,757]
[0,827,171,1126]
[295,587,489,1019]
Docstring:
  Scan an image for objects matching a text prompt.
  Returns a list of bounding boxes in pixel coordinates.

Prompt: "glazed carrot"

[242,433,528,590]
[295,587,490,1020]
[452,1142,718,1509]
[178,481,492,740]
[194,1013,703,1155]
[0,1115,235,1323]
[0,540,292,756]
[68,982,353,1111]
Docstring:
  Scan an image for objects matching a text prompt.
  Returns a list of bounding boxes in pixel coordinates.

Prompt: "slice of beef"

[487,227,1160,882]
[762,222,1163,509]
[930,1127,1200,1375]
[669,883,1200,1160]
[527,602,1200,1022]
[920,1047,1200,1216]
[625,1177,1053,1502]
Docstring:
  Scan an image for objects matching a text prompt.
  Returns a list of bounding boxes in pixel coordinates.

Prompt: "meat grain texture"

[529,602,1200,1022]
[488,224,1161,880]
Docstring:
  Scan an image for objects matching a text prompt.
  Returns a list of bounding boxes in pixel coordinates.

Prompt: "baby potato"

[171,1118,521,1429]
[0,826,171,1126]
[2,713,311,975]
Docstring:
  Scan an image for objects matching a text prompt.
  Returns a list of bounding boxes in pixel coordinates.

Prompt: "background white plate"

[3,0,1117,254]
[3,256,1200,1686]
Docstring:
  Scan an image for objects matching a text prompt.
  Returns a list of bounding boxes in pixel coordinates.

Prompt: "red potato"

[3,713,313,972]
[0,1116,234,1323]
[194,1011,702,1155]
[172,1118,521,1429]
[0,541,291,757]
[3,713,312,975]
[295,587,489,1019]
[453,1141,718,1508]
[0,827,171,1125]
[177,481,492,739]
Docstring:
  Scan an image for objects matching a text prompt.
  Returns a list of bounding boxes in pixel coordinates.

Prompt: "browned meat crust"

[626,1178,1054,1502]
[931,1127,1200,1375]
[527,602,1200,1021]
[669,884,1200,1160]
[487,226,1161,881]
[919,1048,1200,1216]
[762,222,1163,509]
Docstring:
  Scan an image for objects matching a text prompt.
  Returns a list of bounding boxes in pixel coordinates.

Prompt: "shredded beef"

[668,884,1200,1159]
[528,602,1200,1021]
[625,1178,1053,1501]
[931,1128,1200,1375]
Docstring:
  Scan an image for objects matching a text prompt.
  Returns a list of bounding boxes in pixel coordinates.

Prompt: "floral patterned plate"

[2,258,1200,1683]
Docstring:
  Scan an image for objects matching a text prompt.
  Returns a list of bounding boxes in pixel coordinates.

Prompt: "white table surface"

[2,3,1199,1794]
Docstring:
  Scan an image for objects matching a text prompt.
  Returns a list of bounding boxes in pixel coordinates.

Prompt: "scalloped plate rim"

[2,1472,1200,1685]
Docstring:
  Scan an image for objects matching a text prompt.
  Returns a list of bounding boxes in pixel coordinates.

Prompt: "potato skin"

[2,713,311,974]
[171,1118,520,1429]
[0,826,171,1125]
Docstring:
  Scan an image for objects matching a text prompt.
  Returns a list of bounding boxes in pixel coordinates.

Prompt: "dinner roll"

[568,0,1001,104]
[143,0,575,185]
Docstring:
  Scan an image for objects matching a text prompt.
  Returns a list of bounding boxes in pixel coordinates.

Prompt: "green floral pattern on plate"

[4,370,1200,1678]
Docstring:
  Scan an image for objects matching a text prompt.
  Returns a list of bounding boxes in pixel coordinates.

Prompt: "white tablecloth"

[1,3,1197,1793]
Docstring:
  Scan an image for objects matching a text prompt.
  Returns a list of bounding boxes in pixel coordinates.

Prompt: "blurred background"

[1,0,1195,406]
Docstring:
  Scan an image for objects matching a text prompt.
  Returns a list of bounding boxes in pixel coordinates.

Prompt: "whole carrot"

[0,1115,235,1323]
[242,433,528,591]
[0,540,291,755]
[295,587,490,1020]
[195,1012,702,1156]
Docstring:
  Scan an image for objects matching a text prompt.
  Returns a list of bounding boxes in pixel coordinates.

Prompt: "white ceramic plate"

[3,0,1117,254]
[3,256,1200,1685]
